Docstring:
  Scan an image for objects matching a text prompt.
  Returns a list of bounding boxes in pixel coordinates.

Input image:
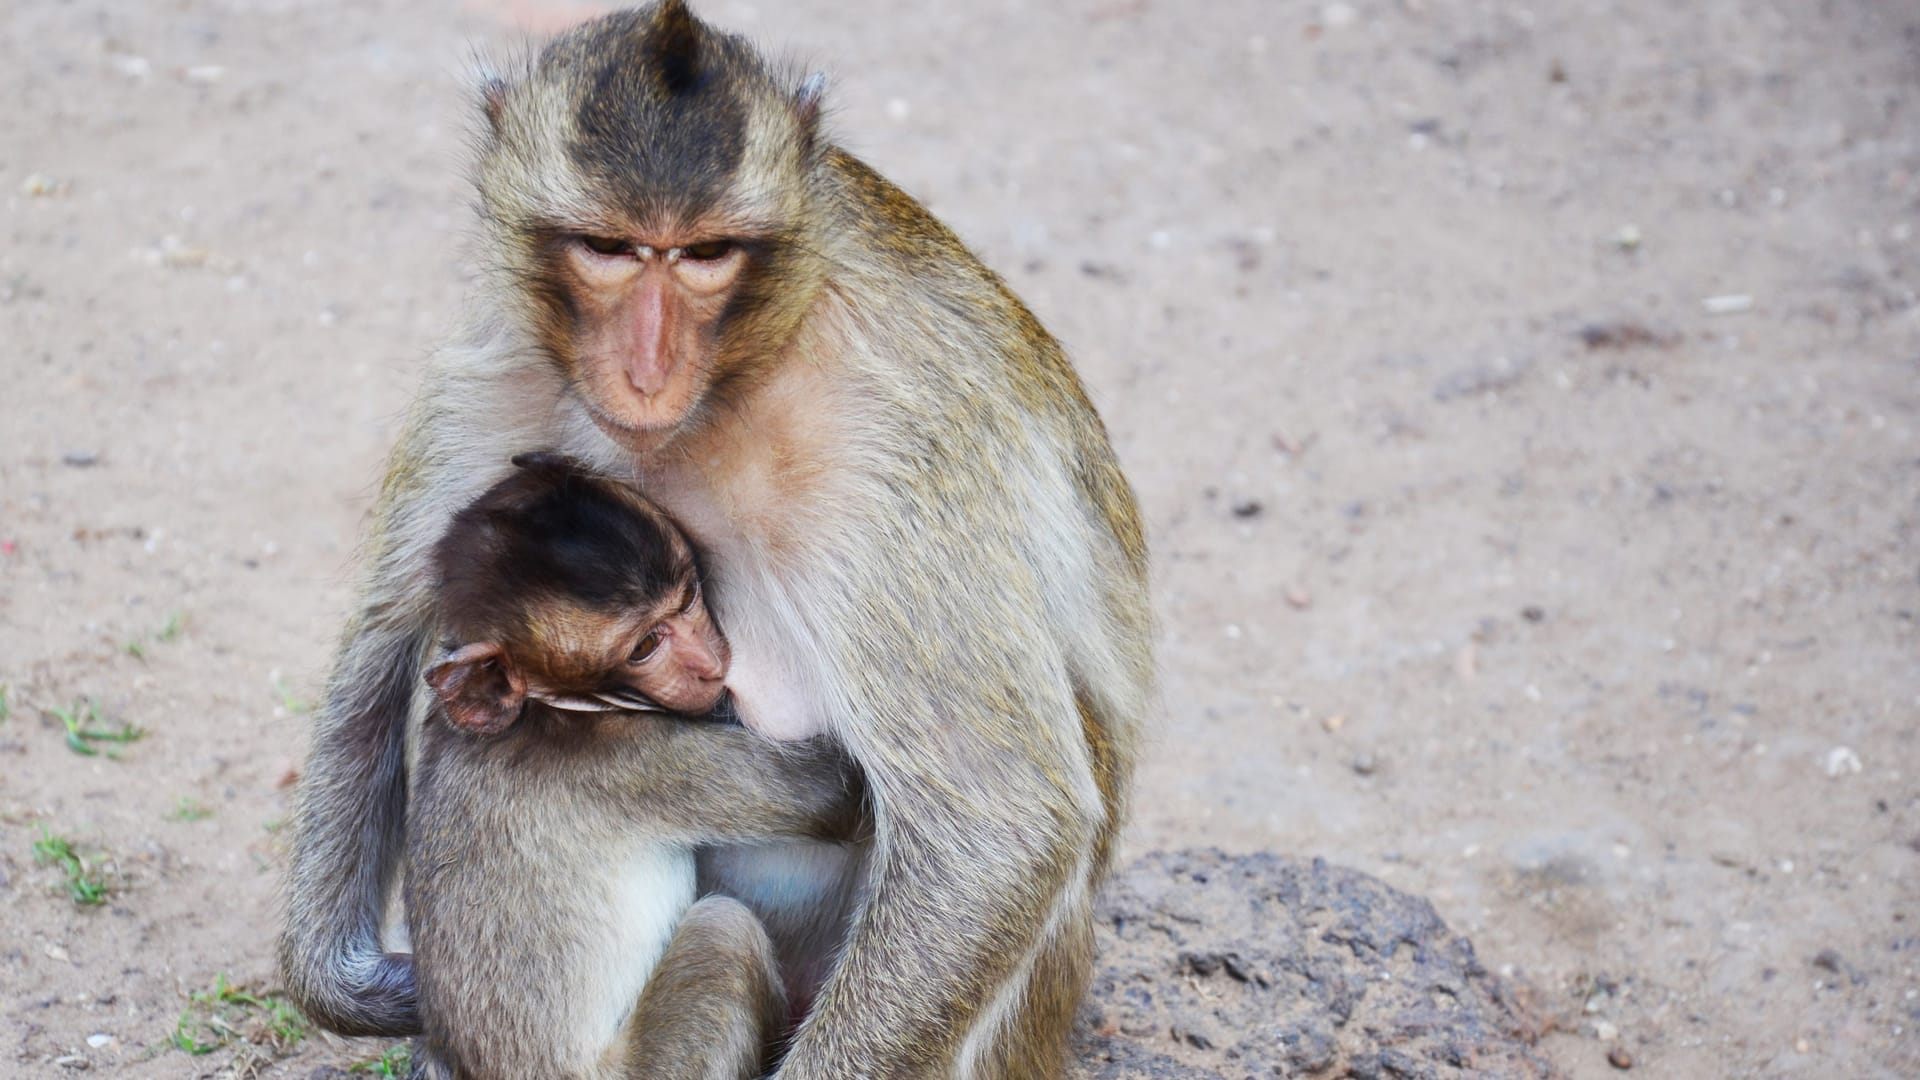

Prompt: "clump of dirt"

[1075,850,1558,1079]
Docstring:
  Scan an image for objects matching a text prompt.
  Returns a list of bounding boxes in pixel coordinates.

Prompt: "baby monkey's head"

[426,452,729,735]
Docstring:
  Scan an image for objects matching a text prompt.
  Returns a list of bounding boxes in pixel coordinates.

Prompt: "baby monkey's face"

[430,572,731,737]
[513,565,732,719]
[600,574,731,716]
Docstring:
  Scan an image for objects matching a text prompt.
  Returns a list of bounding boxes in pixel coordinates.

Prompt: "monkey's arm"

[278,362,546,1037]
[279,585,435,1036]
[583,720,867,844]
[779,600,1101,1079]
[277,415,451,1036]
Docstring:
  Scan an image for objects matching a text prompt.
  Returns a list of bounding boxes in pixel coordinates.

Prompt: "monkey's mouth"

[576,377,706,450]
[704,689,743,727]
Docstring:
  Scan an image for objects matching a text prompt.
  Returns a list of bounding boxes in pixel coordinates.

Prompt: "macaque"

[407,452,863,1079]
[281,3,1153,1076]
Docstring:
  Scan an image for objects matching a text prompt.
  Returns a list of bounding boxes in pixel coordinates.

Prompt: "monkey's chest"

[705,537,835,742]
[638,481,836,743]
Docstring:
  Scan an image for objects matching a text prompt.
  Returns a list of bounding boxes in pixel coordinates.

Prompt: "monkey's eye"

[577,234,632,257]
[628,630,662,665]
[679,240,735,261]
[680,580,702,615]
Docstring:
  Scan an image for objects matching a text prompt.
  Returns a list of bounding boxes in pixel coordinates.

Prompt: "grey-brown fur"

[280,2,1152,1076]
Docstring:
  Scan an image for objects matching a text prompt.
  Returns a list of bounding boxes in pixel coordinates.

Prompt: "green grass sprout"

[169,973,307,1057]
[32,827,110,905]
[51,698,144,757]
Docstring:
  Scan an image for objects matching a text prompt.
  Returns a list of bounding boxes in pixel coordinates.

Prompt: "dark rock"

[1073,849,1561,1079]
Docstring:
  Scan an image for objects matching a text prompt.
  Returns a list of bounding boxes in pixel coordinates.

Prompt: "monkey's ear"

[425,642,526,736]
[793,71,829,131]
[478,75,510,138]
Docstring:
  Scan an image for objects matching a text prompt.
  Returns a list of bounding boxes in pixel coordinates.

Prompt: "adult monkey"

[279,3,1153,1077]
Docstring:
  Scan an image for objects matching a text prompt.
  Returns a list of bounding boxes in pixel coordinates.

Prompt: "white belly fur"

[566,843,697,1067]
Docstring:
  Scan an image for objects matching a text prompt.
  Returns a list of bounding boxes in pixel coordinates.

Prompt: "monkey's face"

[608,577,732,715]
[557,235,748,445]
[472,2,830,453]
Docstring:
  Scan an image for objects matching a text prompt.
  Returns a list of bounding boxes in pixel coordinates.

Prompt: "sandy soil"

[3,1,1916,1076]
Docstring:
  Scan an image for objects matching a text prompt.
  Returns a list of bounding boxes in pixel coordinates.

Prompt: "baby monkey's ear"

[425,642,527,736]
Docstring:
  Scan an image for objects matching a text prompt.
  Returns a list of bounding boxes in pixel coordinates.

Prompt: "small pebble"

[1702,294,1754,315]
[62,451,101,468]
[1608,1046,1633,1069]
[1320,713,1346,733]
[1592,1020,1619,1041]
[1454,643,1478,682]
[21,173,68,197]
[1521,605,1545,622]
[1284,586,1313,609]
[1230,499,1263,519]
[44,943,71,962]
[1824,746,1862,777]
[51,1055,89,1070]
[1350,753,1377,777]
[1794,1037,1810,1054]
[84,1034,113,1050]
[160,241,209,269]
[183,64,224,83]
[1615,224,1642,250]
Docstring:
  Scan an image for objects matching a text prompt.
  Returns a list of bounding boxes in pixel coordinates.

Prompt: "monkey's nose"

[681,637,725,680]
[625,275,675,397]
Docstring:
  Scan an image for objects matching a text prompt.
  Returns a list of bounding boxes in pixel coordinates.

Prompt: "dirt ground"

[3,0,1916,1076]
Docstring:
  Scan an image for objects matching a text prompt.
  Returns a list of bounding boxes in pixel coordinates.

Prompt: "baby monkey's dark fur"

[406,455,864,1079]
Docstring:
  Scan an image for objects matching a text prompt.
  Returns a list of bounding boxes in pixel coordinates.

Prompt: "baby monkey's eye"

[577,234,631,257]
[628,631,662,664]
[680,580,702,615]
[680,240,734,261]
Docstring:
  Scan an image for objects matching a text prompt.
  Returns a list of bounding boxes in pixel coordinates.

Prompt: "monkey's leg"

[960,891,1096,1076]
[619,896,787,1080]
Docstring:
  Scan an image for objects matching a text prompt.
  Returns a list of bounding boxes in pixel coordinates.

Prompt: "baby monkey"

[405,453,863,1080]
[424,451,733,732]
